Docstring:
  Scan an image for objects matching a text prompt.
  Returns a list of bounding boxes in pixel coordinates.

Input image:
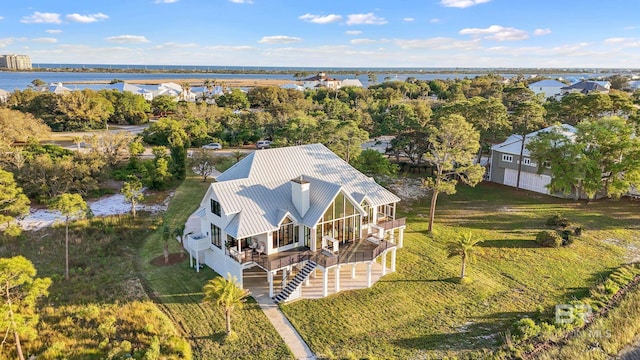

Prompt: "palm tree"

[446,232,483,279]
[173,224,192,258]
[203,273,250,336]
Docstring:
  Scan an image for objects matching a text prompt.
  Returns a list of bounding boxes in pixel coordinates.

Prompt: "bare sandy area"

[65,78,300,88]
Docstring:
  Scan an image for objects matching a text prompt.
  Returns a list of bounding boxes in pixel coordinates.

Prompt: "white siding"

[503,169,551,194]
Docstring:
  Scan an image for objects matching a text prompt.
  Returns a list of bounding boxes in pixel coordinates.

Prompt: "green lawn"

[280,182,640,359]
[139,173,293,360]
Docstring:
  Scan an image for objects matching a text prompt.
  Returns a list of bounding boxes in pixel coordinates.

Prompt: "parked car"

[202,143,222,150]
[256,140,271,149]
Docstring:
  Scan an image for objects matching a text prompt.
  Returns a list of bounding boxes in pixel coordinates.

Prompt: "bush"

[574,227,583,236]
[536,230,563,248]
[560,230,574,246]
[546,214,570,228]
[512,318,541,342]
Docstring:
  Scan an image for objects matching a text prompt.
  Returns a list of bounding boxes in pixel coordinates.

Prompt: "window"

[361,201,374,225]
[210,199,221,216]
[522,158,537,167]
[211,224,222,248]
[502,154,513,163]
[272,217,298,249]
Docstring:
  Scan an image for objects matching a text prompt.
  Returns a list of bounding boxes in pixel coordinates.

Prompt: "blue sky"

[1,0,639,67]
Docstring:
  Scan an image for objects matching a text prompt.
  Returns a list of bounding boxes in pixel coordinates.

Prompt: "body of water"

[0,64,621,91]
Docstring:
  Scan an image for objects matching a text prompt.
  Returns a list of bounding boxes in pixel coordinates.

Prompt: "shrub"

[512,318,541,341]
[560,230,574,246]
[546,214,570,228]
[536,231,563,248]
[574,227,583,236]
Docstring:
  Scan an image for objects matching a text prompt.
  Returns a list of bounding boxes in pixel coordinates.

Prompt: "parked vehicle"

[256,140,271,149]
[202,143,222,150]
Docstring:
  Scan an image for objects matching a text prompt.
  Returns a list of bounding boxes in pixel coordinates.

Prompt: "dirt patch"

[150,252,188,267]
[388,178,427,201]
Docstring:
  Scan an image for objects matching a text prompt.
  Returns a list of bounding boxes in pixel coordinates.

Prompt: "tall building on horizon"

[0,54,32,70]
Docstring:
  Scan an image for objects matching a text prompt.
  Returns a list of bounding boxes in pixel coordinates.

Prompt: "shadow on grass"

[378,276,461,284]
[479,239,539,249]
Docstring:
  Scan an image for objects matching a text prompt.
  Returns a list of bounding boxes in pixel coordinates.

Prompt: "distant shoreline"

[65,78,298,87]
[4,65,639,76]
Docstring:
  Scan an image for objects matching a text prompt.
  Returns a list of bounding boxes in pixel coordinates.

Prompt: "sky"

[1,0,639,68]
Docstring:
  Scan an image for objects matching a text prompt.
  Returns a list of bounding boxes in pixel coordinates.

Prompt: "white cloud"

[440,0,491,8]
[345,30,362,35]
[395,37,481,50]
[154,0,179,3]
[0,38,13,48]
[66,13,109,23]
[21,12,62,24]
[258,35,302,44]
[403,18,415,22]
[106,35,150,44]
[46,29,63,34]
[0,16,4,21]
[351,38,377,45]
[430,18,441,24]
[229,0,253,3]
[153,42,198,49]
[459,25,528,41]
[31,37,57,43]
[533,28,552,36]
[299,13,342,24]
[205,45,255,51]
[604,37,640,47]
[346,13,387,25]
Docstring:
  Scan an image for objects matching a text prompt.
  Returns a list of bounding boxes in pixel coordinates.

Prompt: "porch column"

[381,252,387,276]
[335,265,341,293]
[282,267,288,288]
[389,229,395,244]
[391,248,397,272]
[398,228,404,248]
[351,264,357,279]
[268,271,274,298]
[189,248,193,269]
[322,268,328,297]
[367,262,372,288]
[196,250,200,273]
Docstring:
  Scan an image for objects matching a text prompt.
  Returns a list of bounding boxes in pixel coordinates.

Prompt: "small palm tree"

[446,232,483,280]
[203,273,250,336]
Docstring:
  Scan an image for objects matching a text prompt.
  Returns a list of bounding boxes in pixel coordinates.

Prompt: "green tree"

[190,149,217,182]
[0,108,51,151]
[510,100,546,190]
[202,274,250,337]
[446,233,483,279]
[29,78,47,91]
[57,89,114,130]
[422,115,485,232]
[49,194,88,280]
[0,169,30,238]
[0,256,51,360]
[173,224,191,258]
[121,178,144,218]
[151,94,177,116]
[216,89,250,111]
[352,149,398,176]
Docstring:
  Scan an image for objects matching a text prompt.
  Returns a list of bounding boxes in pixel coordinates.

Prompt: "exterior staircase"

[273,261,317,304]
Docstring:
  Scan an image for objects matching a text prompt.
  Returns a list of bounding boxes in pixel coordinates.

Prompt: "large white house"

[185,144,405,303]
[528,79,566,99]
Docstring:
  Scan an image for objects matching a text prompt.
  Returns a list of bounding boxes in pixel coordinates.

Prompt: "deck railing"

[377,217,406,231]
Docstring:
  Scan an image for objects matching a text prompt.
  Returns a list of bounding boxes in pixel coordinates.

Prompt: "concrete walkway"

[245,268,316,360]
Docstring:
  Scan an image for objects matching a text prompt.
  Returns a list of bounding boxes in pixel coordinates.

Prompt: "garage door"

[503,169,551,194]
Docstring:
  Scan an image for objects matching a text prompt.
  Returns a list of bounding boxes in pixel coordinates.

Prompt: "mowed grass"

[281,182,640,359]
[139,172,293,360]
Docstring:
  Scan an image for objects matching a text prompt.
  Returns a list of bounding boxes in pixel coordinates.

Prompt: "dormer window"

[210,199,221,216]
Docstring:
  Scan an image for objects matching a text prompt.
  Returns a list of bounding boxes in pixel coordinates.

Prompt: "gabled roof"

[209,144,400,239]
[528,79,566,88]
[491,124,577,157]
[341,79,364,87]
[561,81,608,93]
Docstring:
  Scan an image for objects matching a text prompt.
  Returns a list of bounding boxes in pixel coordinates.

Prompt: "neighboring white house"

[528,79,566,99]
[340,78,364,88]
[108,82,154,101]
[49,82,72,94]
[489,124,577,195]
[154,82,196,101]
[185,143,406,303]
[0,89,9,103]
[303,73,341,89]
